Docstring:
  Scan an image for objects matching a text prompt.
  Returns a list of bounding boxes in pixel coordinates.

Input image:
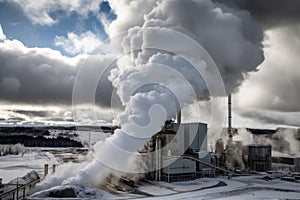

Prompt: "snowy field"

[131,177,300,200]
[0,130,108,183]
[0,151,57,183]
[30,175,300,199]
[1,150,300,199]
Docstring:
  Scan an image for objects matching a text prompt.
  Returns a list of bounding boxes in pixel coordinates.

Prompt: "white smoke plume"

[63,0,265,187]
[108,0,264,94]
[65,91,175,185]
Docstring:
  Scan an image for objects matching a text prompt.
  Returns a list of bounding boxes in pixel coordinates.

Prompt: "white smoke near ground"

[64,92,175,186]
[279,128,300,155]
[233,128,254,145]
[223,127,300,158]
[45,0,265,189]
[252,128,300,156]
[33,162,87,193]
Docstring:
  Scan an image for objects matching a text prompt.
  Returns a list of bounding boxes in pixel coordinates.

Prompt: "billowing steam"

[108,0,264,95]
[64,0,264,186]
[64,91,176,185]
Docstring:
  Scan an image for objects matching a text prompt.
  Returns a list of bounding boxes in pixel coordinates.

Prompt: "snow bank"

[0,143,26,156]
[31,184,116,199]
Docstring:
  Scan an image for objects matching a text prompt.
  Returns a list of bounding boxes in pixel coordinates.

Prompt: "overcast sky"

[0,0,299,128]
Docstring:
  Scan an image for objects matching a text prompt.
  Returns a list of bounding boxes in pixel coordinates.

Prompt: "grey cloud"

[0,41,115,108]
[1,105,113,125]
[7,117,26,122]
[0,45,76,104]
[240,110,300,127]
[215,0,300,29]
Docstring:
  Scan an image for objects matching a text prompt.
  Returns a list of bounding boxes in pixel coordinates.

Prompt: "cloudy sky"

[0,0,299,128]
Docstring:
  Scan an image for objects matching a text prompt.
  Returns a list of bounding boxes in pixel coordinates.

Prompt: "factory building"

[162,157,197,182]
[142,96,279,182]
[144,117,214,182]
[272,156,300,172]
[246,145,272,172]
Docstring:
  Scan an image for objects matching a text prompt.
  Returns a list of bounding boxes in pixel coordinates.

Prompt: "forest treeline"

[0,135,83,148]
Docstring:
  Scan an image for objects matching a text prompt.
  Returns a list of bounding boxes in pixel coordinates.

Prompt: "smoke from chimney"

[63,0,265,187]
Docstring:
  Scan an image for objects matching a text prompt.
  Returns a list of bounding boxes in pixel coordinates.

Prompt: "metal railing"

[181,155,231,175]
[0,178,40,200]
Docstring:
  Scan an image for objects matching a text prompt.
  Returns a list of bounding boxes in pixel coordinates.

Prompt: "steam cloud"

[63,0,265,186]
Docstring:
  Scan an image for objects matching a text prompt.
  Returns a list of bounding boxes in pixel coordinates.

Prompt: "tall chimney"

[228,94,232,138]
[177,110,181,124]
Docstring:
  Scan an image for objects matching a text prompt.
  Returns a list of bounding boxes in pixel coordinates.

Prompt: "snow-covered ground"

[130,176,300,200]
[1,149,300,199]
[31,184,116,199]
[30,175,300,199]
[0,151,58,183]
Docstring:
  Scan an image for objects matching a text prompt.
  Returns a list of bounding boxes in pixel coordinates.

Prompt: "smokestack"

[228,94,232,139]
[44,164,49,177]
[177,111,181,124]
[52,164,56,174]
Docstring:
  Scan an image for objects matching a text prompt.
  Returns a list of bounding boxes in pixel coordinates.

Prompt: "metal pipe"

[155,136,159,181]
[228,94,232,138]
[155,137,162,181]
[158,138,161,181]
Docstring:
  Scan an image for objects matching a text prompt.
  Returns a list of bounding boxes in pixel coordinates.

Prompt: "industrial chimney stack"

[177,110,181,124]
[228,94,232,139]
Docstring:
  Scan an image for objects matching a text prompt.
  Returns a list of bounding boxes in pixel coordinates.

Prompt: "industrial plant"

[136,95,299,183]
[142,117,212,182]
[1,95,300,200]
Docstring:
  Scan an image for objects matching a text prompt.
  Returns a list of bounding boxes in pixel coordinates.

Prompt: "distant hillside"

[0,125,115,147]
[0,126,51,136]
